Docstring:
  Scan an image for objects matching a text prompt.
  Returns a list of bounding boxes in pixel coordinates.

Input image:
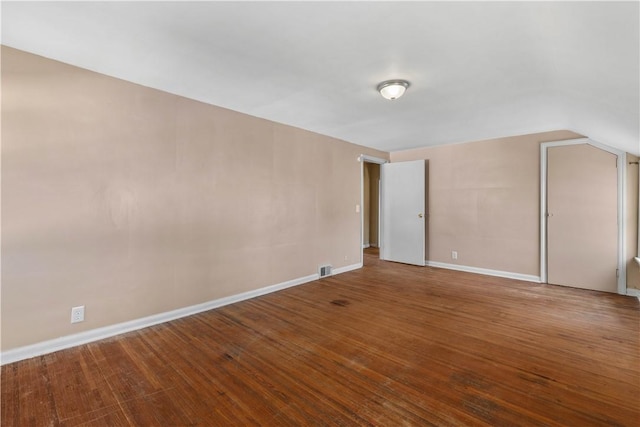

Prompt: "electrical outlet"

[71,306,85,323]
[451,251,458,260]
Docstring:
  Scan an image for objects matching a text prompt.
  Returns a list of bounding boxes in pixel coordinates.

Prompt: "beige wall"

[1,47,388,350]
[392,131,581,276]
[392,131,640,291]
[3,46,636,353]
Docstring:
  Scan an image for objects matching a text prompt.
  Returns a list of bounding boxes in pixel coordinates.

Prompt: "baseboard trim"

[333,262,362,275]
[426,261,541,283]
[1,265,360,365]
[625,288,640,298]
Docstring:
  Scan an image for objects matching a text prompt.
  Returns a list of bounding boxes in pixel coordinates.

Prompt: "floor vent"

[319,265,332,278]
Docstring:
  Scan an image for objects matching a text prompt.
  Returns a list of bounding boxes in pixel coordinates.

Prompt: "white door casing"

[359,155,388,265]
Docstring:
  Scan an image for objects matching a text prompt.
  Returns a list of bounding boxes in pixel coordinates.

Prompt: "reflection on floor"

[363,246,379,266]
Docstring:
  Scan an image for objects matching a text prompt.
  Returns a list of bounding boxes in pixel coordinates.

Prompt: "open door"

[381,160,426,266]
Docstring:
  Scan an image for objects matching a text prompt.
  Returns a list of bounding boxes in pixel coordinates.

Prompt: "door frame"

[359,155,388,265]
[540,138,627,294]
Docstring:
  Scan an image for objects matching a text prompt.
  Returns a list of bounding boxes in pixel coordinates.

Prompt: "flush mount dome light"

[377,79,410,100]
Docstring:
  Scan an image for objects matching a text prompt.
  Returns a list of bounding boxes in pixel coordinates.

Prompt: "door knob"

[418,213,423,218]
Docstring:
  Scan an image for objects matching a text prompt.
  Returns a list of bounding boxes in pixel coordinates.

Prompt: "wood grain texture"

[2,250,639,426]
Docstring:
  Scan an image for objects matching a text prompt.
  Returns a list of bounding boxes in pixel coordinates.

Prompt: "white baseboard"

[427,261,638,298]
[362,243,370,249]
[333,262,362,275]
[626,288,640,298]
[426,261,541,283]
[1,263,361,365]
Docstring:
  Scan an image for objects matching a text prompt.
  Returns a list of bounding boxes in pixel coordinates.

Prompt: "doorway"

[541,139,626,294]
[360,155,387,266]
[363,162,381,248]
[360,155,428,267]
[363,161,381,265]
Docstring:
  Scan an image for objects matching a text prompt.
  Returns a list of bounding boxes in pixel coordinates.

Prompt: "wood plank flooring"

[2,250,639,426]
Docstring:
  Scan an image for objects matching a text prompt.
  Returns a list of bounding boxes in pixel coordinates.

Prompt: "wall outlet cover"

[71,306,85,323]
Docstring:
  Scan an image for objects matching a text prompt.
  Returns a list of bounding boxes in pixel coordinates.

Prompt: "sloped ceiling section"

[2,1,639,155]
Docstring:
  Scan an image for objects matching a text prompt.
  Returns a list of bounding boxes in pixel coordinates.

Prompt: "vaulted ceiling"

[2,1,639,155]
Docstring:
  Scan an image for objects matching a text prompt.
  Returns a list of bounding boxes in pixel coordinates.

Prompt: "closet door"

[547,144,618,292]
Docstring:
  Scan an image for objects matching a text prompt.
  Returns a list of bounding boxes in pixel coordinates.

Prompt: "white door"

[381,160,426,266]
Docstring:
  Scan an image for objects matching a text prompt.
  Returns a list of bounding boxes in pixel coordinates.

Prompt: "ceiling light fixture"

[377,79,410,100]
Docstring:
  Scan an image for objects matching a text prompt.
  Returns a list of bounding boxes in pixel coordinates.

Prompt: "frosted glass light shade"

[377,80,410,100]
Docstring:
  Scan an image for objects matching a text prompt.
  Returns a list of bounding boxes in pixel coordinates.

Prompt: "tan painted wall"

[391,131,582,276]
[392,132,640,291]
[1,47,388,350]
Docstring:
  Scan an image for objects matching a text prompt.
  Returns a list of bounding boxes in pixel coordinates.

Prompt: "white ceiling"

[2,1,639,155]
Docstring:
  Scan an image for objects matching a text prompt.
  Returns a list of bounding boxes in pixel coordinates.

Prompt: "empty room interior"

[2,2,640,426]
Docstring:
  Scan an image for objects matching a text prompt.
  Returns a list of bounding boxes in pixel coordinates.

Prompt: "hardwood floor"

[2,251,639,426]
